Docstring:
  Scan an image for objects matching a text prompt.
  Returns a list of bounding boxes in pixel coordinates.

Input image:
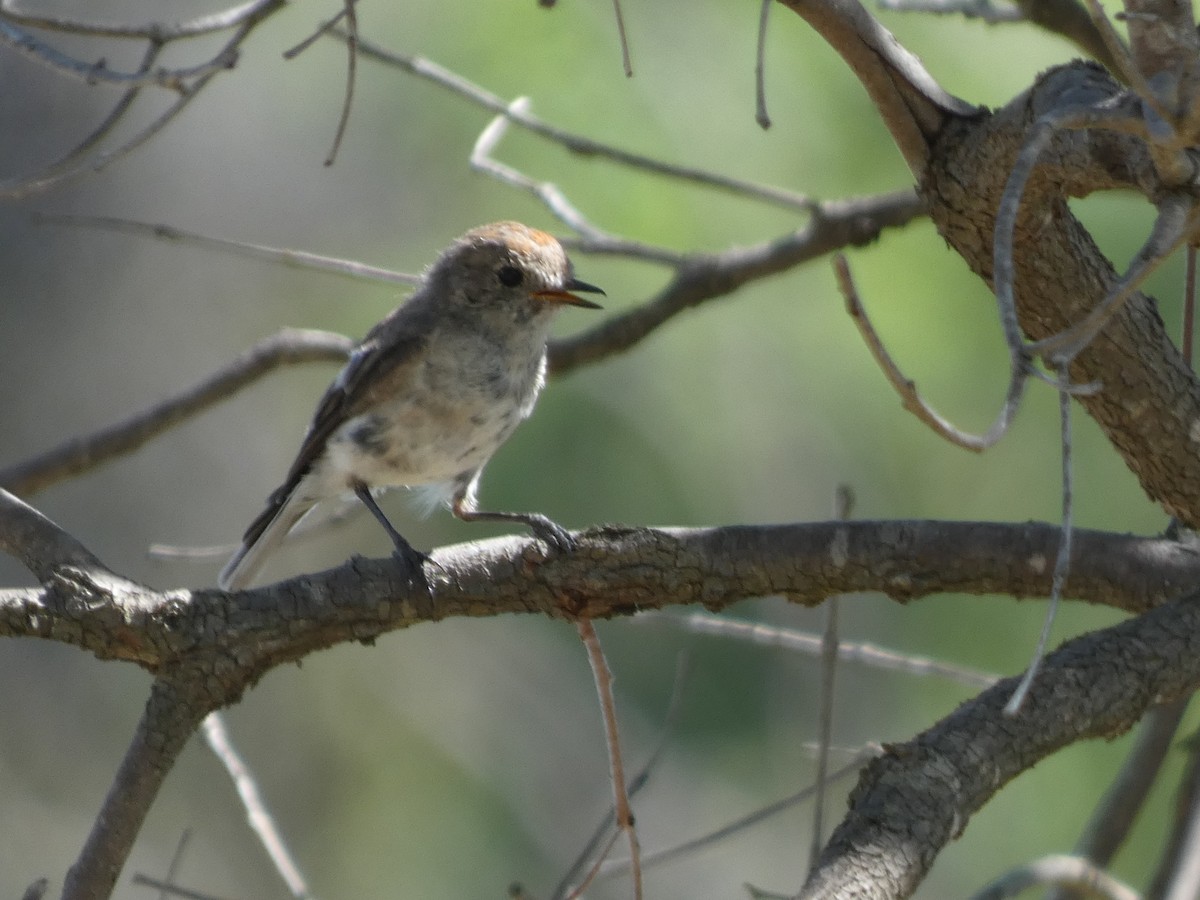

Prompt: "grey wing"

[219,303,432,589]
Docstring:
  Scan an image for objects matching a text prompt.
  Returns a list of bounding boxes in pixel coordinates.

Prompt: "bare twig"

[970,854,1139,900]
[638,611,999,688]
[1005,360,1074,715]
[1184,247,1196,366]
[574,619,642,900]
[34,213,421,285]
[131,875,226,900]
[3,38,163,191]
[158,829,193,900]
[279,0,361,166]
[599,746,880,879]
[1047,698,1189,900]
[0,329,352,497]
[755,0,773,128]
[548,191,924,373]
[1027,193,1198,363]
[811,485,854,872]
[341,34,816,212]
[552,653,690,900]
[0,1,286,199]
[202,712,311,899]
[472,98,616,243]
[837,252,1018,450]
[1149,723,1200,899]
[610,0,633,76]
[0,0,281,40]
[0,18,238,88]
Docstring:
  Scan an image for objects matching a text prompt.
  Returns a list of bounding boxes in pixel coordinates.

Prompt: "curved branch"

[1,520,1194,665]
[548,190,925,373]
[0,329,352,497]
[800,587,1200,898]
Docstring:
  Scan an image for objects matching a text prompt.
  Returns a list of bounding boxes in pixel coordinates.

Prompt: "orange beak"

[534,277,605,309]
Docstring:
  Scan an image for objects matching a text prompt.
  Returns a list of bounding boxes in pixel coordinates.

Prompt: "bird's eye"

[497,265,524,288]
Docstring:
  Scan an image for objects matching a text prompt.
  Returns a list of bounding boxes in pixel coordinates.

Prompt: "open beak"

[534,277,605,309]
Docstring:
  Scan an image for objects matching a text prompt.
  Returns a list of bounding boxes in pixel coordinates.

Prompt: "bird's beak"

[534,278,605,309]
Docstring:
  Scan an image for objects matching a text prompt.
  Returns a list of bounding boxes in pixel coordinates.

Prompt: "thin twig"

[610,0,633,76]
[637,611,1000,688]
[1005,359,1074,715]
[0,18,239,88]
[0,0,281,39]
[133,873,231,900]
[7,38,164,190]
[202,712,311,899]
[755,0,773,128]
[1077,0,1173,125]
[575,619,643,900]
[811,485,854,872]
[1046,698,1189,900]
[285,0,361,167]
[837,253,1016,450]
[0,5,284,199]
[1027,193,1198,362]
[548,192,924,373]
[33,213,421,285]
[969,854,1139,900]
[471,97,615,242]
[1149,723,1200,899]
[159,829,193,900]
[1184,247,1196,366]
[599,746,880,879]
[341,34,816,212]
[552,653,690,900]
[0,329,352,497]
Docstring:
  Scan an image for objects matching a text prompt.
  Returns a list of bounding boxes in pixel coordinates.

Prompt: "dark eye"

[497,265,524,287]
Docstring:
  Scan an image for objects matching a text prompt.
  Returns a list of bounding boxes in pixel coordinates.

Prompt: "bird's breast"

[322,334,548,489]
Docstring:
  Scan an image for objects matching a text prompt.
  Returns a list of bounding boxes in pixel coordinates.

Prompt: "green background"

[0,1,1184,897]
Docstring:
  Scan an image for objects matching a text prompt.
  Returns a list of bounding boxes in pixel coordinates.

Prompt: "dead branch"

[0,329,352,497]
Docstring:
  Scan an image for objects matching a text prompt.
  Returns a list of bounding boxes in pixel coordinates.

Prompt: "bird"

[218,221,603,591]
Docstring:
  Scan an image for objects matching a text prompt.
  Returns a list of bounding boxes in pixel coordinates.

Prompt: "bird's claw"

[527,514,577,554]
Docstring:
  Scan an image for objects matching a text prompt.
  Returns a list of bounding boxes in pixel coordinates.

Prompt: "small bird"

[218,221,603,591]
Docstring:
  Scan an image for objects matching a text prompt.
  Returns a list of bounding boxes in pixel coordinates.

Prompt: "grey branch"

[548,190,925,374]
[0,329,352,497]
[799,589,1200,898]
[3,520,1196,660]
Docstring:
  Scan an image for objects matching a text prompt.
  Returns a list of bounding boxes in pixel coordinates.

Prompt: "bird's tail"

[218,493,317,591]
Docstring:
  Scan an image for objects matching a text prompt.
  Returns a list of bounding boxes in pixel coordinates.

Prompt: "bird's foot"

[390,540,438,591]
[523,513,577,554]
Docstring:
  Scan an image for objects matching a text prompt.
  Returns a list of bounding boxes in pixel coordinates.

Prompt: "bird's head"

[431,221,604,327]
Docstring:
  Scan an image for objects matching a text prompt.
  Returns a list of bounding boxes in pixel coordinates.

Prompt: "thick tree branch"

[2,521,1195,670]
[779,0,1200,528]
[800,587,1200,899]
[2,514,1195,898]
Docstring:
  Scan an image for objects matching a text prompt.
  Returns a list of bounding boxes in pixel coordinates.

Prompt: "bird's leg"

[451,494,577,553]
[353,483,434,584]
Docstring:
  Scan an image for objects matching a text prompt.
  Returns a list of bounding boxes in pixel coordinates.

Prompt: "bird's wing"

[228,302,434,570]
